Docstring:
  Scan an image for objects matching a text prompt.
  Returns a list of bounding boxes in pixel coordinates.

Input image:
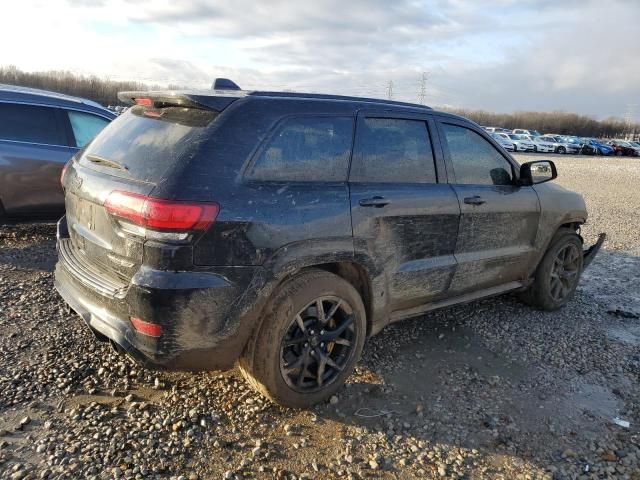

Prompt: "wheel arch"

[299,261,374,336]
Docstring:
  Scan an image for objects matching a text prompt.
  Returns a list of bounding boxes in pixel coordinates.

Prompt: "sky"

[2,0,639,120]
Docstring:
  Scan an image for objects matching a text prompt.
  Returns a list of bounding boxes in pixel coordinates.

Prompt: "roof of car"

[0,84,115,117]
[118,88,435,113]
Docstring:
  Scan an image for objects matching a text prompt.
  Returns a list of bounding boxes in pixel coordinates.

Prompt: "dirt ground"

[1,154,639,480]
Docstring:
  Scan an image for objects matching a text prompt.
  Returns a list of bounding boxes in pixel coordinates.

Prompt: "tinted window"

[350,118,436,183]
[79,106,217,183]
[0,103,63,145]
[247,116,353,182]
[441,123,513,186]
[67,111,110,147]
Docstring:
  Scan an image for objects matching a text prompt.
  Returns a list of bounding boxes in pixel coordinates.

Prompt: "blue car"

[0,85,116,219]
[580,138,613,156]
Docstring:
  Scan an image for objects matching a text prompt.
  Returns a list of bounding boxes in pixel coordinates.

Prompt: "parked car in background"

[605,140,639,157]
[54,83,604,407]
[521,135,555,153]
[484,126,511,134]
[538,135,581,154]
[580,138,613,156]
[0,85,115,219]
[627,141,640,154]
[491,132,515,151]
[499,133,536,152]
[513,128,541,137]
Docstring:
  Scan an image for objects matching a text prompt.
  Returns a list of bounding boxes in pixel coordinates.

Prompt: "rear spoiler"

[117,90,246,111]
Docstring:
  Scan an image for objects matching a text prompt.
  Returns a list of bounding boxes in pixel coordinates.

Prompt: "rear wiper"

[85,154,129,171]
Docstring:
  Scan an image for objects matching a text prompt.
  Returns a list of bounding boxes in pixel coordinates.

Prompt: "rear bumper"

[583,233,606,269]
[54,216,264,371]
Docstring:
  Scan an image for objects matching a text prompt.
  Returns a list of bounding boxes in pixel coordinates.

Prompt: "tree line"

[0,65,179,107]
[1,65,638,139]
[441,107,639,139]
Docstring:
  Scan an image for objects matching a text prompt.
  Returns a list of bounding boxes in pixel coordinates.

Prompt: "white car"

[490,133,515,151]
[513,128,541,136]
[522,135,556,153]
[498,133,535,152]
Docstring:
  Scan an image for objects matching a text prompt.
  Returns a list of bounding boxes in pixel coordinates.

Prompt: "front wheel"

[520,228,584,311]
[239,270,366,408]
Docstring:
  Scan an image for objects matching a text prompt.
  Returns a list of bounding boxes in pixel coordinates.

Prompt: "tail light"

[104,191,218,240]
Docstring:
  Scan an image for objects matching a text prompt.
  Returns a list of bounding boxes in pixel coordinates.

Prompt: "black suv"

[55,83,604,407]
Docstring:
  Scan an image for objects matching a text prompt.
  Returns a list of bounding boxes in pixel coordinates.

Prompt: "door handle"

[464,196,486,206]
[359,196,390,208]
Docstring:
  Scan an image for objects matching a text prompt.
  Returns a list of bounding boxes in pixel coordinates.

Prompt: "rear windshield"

[79,105,217,183]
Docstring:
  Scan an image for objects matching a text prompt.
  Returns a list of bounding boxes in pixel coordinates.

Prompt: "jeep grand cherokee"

[55,81,604,407]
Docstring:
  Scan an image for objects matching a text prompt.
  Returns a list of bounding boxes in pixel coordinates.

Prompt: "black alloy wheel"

[280,296,357,393]
[548,242,581,303]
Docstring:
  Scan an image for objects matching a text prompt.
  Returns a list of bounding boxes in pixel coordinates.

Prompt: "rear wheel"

[558,146,566,154]
[520,228,583,311]
[239,270,366,408]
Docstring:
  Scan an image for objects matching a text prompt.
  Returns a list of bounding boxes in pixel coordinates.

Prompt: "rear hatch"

[62,94,228,284]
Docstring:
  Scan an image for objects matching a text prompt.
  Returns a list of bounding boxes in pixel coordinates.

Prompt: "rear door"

[0,102,72,215]
[349,112,460,311]
[435,117,540,294]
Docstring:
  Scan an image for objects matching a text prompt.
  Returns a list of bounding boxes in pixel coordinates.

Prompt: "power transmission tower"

[386,80,394,100]
[624,104,637,140]
[417,71,429,105]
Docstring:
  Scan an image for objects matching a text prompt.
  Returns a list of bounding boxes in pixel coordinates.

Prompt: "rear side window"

[246,116,353,182]
[440,123,513,186]
[350,118,436,183]
[67,111,110,147]
[0,103,63,145]
[80,106,217,183]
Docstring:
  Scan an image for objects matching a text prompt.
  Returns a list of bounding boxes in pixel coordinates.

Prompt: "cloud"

[3,0,640,120]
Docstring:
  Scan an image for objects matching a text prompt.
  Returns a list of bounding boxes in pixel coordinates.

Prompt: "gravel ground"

[1,154,639,480]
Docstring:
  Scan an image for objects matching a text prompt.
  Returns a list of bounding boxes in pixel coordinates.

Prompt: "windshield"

[507,134,522,140]
[79,106,218,183]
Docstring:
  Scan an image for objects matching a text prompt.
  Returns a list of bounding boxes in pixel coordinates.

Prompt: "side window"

[246,116,353,182]
[441,123,513,186]
[350,118,436,183]
[0,103,63,145]
[67,111,111,147]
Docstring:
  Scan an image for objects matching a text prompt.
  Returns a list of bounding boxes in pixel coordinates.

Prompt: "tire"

[558,146,566,154]
[239,269,366,408]
[520,228,584,311]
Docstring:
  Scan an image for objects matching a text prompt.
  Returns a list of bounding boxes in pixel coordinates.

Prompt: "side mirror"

[519,160,557,186]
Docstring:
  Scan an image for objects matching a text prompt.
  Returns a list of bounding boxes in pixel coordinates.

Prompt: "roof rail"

[249,91,431,110]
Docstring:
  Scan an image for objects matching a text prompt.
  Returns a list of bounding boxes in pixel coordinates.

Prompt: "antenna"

[212,78,241,91]
[386,80,394,100]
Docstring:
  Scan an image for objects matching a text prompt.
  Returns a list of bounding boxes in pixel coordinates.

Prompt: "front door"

[349,113,460,312]
[435,118,540,294]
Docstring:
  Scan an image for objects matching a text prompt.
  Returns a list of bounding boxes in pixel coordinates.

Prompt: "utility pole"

[417,71,429,105]
[386,80,394,100]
